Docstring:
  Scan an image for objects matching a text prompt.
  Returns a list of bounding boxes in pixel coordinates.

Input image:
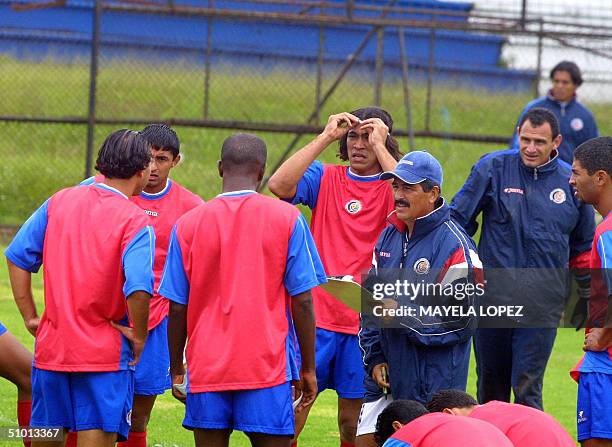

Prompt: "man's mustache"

[395,200,410,207]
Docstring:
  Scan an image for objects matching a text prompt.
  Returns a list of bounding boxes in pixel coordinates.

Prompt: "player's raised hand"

[321,113,361,142]
[294,370,317,414]
[24,316,40,337]
[110,320,148,366]
[359,117,389,149]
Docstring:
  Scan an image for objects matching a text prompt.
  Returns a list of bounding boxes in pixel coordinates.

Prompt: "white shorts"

[355,394,395,436]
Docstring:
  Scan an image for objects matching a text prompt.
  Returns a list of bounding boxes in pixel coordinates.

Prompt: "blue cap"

[380,151,443,186]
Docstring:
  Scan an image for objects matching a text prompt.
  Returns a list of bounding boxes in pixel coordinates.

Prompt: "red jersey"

[5,184,155,372]
[571,212,612,381]
[388,413,512,447]
[290,161,395,334]
[469,401,574,447]
[159,191,326,392]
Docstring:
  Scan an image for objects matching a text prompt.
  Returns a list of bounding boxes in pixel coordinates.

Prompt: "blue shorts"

[134,317,171,395]
[184,381,294,436]
[577,371,612,441]
[315,328,365,399]
[31,367,134,442]
[0,322,7,336]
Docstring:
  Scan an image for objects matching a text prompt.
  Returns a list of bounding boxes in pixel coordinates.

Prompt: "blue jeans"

[474,327,556,410]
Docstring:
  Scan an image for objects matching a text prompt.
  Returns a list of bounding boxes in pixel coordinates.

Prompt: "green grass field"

[0,258,585,446]
[0,56,605,446]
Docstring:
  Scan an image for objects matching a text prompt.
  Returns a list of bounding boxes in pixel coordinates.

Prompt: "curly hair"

[375,400,428,446]
[337,106,403,162]
[95,129,151,179]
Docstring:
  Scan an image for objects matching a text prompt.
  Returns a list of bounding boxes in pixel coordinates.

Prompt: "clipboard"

[320,275,376,312]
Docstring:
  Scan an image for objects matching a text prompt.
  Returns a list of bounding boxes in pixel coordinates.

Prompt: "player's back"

[469,401,574,447]
[388,413,513,447]
[37,184,152,371]
[172,191,308,392]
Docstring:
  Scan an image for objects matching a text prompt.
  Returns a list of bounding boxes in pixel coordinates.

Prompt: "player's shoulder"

[476,148,518,168]
[171,181,205,204]
[595,215,612,238]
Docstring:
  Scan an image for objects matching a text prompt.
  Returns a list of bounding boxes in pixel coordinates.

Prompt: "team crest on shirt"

[571,118,584,131]
[345,199,362,214]
[413,258,430,275]
[549,188,566,204]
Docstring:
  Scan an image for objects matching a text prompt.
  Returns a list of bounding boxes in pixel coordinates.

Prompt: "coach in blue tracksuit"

[356,151,482,443]
[452,107,595,411]
[510,61,598,165]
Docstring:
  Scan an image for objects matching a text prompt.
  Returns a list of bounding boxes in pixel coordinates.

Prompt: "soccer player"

[0,323,33,447]
[159,133,326,447]
[452,107,595,410]
[5,129,155,447]
[426,389,575,447]
[375,400,513,447]
[357,151,481,447]
[82,124,204,447]
[268,107,401,447]
[510,61,598,164]
[569,136,612,447]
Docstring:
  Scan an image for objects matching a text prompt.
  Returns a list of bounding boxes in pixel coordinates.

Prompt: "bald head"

[220,133,267,173]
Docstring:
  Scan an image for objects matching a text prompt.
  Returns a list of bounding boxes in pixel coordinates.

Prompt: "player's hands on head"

[583,327,612,352]
[24,316,40,337]
[359,118,389,151]
[110,320,148,366]
[321,113,361,142]
[372,362,390,391]
[293,370,317,414]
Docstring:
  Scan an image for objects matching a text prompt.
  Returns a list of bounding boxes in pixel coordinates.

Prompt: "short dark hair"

[426,389,478,413]
[95,129,151,179]
[375,400,429,446]
[221,133,267,171]
[420,179,440,193]
[574,137,612,176]
[338,107,403,162]
[140,123,180,158]
[550,61,583,87]
[518,107,560,140]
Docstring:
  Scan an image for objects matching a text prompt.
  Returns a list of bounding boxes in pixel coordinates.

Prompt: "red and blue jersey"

[4,184,155,372]
[158,190,326,393]
[383,413,512,447]
[572,213,612,381]
[82,176,203,329]
[469,401,575,447]
[290,161,395,335]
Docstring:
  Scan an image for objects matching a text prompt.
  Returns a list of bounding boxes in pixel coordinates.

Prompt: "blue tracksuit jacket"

[359,201,481,403]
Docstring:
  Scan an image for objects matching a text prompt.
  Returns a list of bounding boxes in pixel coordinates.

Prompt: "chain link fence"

[1,0,611,228]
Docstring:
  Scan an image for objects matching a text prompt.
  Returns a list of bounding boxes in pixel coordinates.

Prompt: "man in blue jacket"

[452,107,595,410]
[356,151,482,447]
[510,61,598,165]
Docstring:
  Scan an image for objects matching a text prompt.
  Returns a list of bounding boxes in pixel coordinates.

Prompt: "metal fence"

[1,0,611,227]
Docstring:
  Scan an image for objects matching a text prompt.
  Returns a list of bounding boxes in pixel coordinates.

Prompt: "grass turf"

[0,255,584,446]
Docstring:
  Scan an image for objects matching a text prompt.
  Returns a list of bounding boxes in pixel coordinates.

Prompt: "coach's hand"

[110,321,148,366]
[24,316,40,337]
[321,113,361,143]
[294,370,317,414]
[583,327,612,352]
[372,363,390,392]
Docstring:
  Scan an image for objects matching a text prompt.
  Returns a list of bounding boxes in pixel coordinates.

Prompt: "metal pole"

[85,0,101,179]
[315,25,324,123]
[535,18,543,98]
[425,21,436,132]
[203,0,214,119]
[374,26,384,106]
[398,27,415,151]
[521,0,527,30]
